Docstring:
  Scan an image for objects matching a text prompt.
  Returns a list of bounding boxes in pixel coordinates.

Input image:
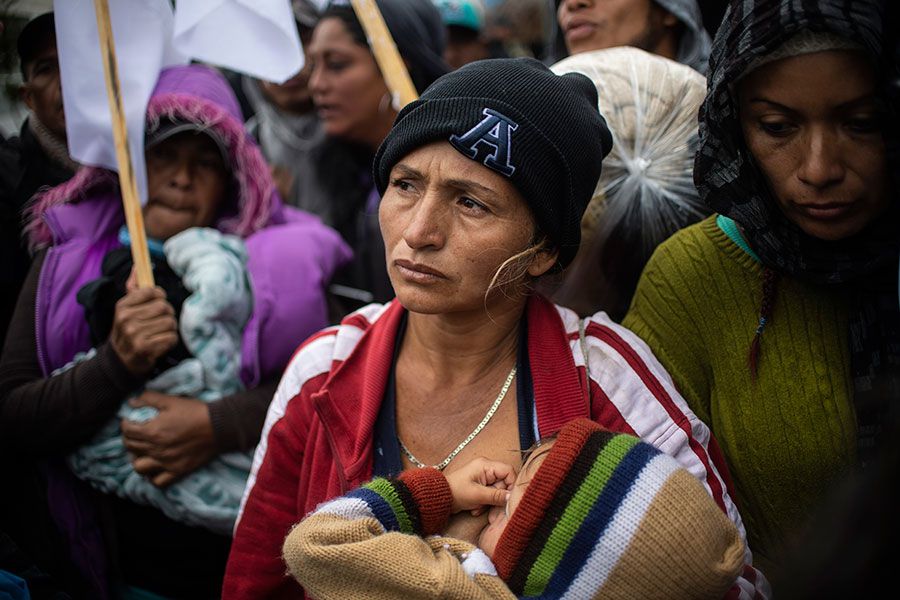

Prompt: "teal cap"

[432,0,485,32]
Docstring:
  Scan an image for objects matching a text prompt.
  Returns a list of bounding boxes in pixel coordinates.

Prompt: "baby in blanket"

[61,119,257,535]
[64,225,252,535]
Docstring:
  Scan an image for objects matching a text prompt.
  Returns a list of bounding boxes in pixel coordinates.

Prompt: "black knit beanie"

[374,57,612,267]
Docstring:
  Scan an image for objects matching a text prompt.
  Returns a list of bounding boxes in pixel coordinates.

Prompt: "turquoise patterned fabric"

[64,227,253,535]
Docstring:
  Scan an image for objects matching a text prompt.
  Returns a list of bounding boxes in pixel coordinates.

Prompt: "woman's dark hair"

[310,136,373,239]
[311,2,448,246]
[320,5,437,94]
[321,6,367,44]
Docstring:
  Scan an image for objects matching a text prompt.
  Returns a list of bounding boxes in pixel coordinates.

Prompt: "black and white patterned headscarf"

[695,0,900,466]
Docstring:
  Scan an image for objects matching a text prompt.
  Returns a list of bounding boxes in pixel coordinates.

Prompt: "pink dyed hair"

[26,92,277,249]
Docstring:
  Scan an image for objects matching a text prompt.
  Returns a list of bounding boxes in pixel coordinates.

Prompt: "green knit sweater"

[622,215,856,579]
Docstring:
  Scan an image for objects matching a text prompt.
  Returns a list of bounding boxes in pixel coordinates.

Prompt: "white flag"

[54,0,304,206]
[173,0,304,84]
[54,0,187,204]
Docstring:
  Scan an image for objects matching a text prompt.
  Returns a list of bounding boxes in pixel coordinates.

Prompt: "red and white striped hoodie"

[223,295,770,599]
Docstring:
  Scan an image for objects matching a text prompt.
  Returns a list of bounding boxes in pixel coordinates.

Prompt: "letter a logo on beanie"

[449,108,518,176]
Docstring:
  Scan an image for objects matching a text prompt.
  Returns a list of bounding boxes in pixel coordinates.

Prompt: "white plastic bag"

[549,47,709,319]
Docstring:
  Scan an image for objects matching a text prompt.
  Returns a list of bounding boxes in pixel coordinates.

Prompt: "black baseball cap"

[17,12,56,80]
[146,119,231,173]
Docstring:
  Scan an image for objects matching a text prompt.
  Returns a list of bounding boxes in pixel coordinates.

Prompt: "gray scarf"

[29,115,79,173]
[242,76,328,218]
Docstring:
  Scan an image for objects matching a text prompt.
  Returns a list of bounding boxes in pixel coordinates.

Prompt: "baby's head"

[480,418,746,598]
[476,436,556,558]
[142,119,232,240]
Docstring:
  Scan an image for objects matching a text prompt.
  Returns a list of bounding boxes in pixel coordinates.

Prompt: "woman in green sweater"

[622,0,900,587]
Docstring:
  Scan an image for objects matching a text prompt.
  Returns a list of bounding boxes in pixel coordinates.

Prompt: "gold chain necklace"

[398,366,517,471]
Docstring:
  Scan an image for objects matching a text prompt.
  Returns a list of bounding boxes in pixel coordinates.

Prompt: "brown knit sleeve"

[397,467,454,536]
[206,377,278,453]
[0,250,143,456]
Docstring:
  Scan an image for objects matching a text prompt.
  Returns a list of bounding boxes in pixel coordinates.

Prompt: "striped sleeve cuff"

[397,467,453,536]
[330,469,452,537]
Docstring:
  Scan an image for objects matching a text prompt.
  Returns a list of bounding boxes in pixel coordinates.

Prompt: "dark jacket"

[0,119,74,346]
[0,122,80,597]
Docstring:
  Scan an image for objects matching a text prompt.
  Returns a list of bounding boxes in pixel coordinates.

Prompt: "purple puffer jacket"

[28,64,352,381]
[23,64,351,598]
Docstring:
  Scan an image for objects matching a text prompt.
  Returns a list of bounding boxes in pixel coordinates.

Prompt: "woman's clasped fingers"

[132,455,165,478]
[121,393,218,488]
[110,287,178,376]
[131,455,179,488]
[122,432,154,457]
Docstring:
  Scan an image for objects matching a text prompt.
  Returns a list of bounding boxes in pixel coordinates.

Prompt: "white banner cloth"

[54,0,303,204]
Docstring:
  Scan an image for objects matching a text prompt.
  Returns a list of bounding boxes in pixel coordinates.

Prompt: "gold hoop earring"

[378,92,394,115]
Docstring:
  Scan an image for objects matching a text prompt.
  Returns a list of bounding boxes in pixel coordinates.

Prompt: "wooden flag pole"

[349,0,419,110]
[93,0,155,288]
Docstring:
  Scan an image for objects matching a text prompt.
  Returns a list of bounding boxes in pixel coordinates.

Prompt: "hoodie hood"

[654,0,711,73]
[377,0,449,91]
[323,0,449,93]
[694,0,897,283]
[28,64,283,249]
[546,0,711,73]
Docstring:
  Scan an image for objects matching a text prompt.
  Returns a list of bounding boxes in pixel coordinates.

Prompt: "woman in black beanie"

[224,57,768,599]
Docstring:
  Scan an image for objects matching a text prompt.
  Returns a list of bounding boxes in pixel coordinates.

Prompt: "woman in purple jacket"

[0,64,350,599]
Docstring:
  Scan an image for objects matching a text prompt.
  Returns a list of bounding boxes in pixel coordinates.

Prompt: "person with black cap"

[224,56,768,599]
[1,11,75,347]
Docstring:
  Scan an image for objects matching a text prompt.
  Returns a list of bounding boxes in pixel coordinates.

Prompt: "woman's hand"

[109,282,178,377]
[445,457,516,515]
[121,391,217,488]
